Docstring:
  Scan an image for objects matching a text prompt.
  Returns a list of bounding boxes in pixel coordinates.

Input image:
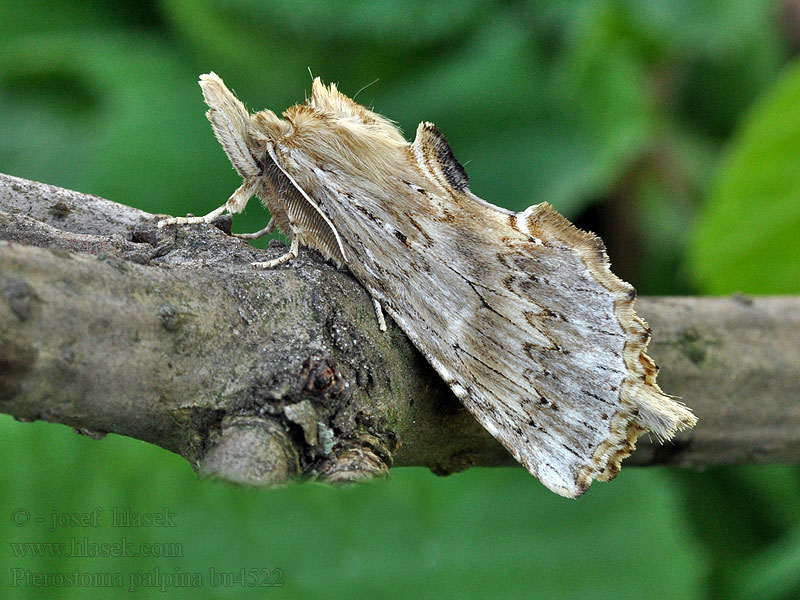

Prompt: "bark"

[1,173,799,485]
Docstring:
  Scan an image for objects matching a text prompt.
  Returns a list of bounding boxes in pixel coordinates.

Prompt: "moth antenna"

[352,77,380,101]
[265,144,348,264]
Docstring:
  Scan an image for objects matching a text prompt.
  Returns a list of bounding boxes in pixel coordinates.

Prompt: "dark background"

[1,1,799,598]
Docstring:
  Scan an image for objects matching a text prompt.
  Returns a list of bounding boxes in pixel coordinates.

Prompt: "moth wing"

[311,124,695,497]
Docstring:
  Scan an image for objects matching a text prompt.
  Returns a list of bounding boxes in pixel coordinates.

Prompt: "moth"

[159,72,696,497]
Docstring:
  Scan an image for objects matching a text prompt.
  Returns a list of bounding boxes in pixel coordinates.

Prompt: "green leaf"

[623,0,779,58]
[222,0,487,46]
[0,0,157,41]
[730,527,800,600]
[0,415,707,600]
[374,5,654,218]
[546,3,654,214]
[0,32,237,219]
[688,60,800,294]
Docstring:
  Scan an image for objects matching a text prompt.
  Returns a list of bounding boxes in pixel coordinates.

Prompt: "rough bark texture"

[1,173,799,485]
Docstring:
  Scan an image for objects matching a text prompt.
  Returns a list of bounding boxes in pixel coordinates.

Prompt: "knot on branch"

[198,415,299,485]
[315,433,392,483]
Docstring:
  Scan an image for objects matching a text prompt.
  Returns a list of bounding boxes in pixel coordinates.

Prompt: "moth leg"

[252,235,299,269]
[233,218,275,240]
[157,204,226,228]
[157,177,259,228]
[372,298,388,332]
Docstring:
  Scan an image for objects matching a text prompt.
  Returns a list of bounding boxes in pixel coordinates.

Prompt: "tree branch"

[2,173,799,485]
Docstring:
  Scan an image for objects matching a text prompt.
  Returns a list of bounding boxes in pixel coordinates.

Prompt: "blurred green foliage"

[689,59,800,293]
[1,1,799,598]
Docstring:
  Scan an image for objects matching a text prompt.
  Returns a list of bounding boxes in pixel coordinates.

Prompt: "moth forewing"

[176,72,696,498]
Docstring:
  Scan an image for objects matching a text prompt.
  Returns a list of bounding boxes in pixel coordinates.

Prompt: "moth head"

[248,78,403,144]
[200,71,409,191]
[252,77,409,187]
[251,109,292,145]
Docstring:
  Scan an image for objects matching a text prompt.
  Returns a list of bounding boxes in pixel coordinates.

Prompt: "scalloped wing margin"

[519,203,697,493]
